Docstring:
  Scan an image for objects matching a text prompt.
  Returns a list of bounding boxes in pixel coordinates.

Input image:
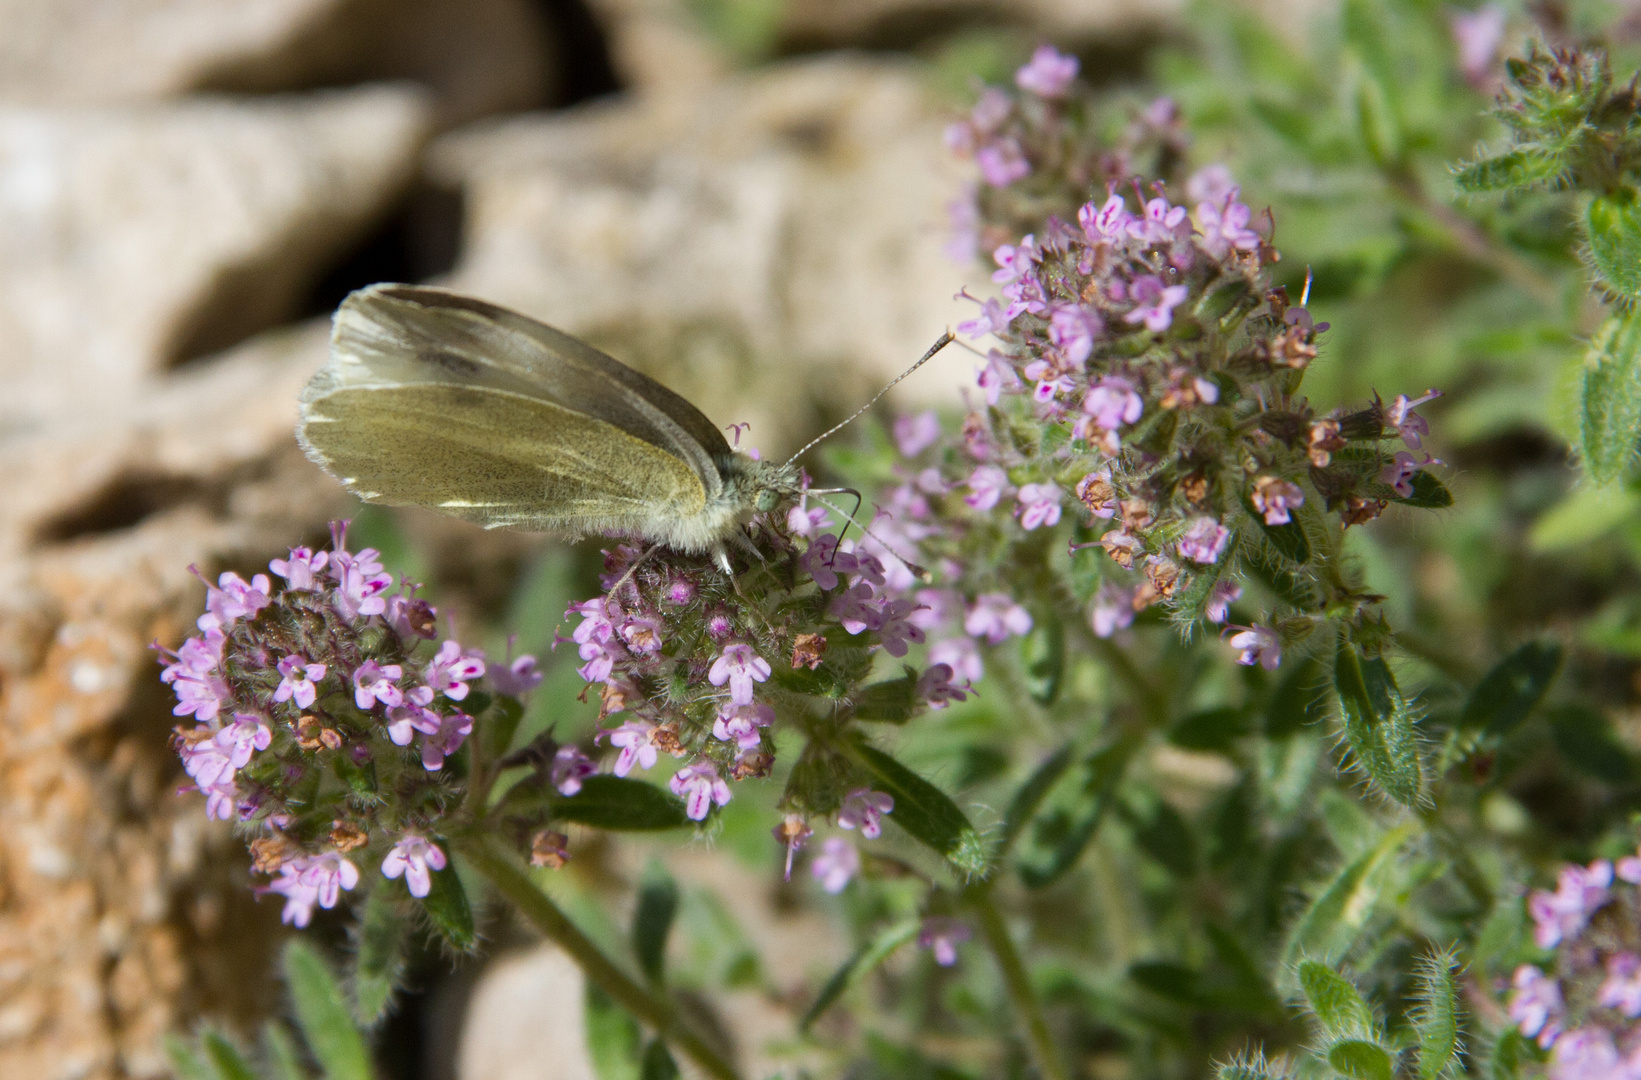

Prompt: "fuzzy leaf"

[1217,1054,1289,1080]
[349,888,405,1027]
[1336,645,1422,805]
[999,744,1074,854]
[1017,738,1136,889]
[1579,310,1641,484]
[164,1036,212,1080]
[283,939,374,1080]
[853,675,917,723]
[1169,706,1253,752]
[1587,195,1641,299]
[632,862,679,986]
[419,856,476,951]
[848,740,986,876]
[1284,824,1413,965]
[1267,654,1328,738]
[640,1040,680,1080]
[262,1024,308,1080]
[553,775,690,830]
[1460,641,1562,736]
[1413,948,1462,1080]
[201,1031,259,1080]
[585,985,642,1080]
[800,918,920,1031]
[1251,504,1313,564]
[1451,149,1563,192]
[1327,1039,1395,1080]
[1394,470,1453,508]
[1489,1028,1529,1080]
[1300,961,1375,1038]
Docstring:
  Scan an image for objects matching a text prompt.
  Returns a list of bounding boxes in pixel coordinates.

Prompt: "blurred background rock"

[0,1,1320,1077]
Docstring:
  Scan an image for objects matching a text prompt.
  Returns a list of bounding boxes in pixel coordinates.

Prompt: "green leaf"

[1550,704,1637,782]
[1299,961,1375,1038]
[1452,149,1564,192]
[1251,501,1313,564]
[1412,948,1462,1080]
[164,1035,212,1080]
[1130,960,1206,1005]
[854,674,917,723]
[553,775,690,831]
[1267,654,1328,738]
[847,740,986,877]
[262,1024,308,1080]
[283,939,374,1080]
[1587,195,1641,299]
[1216,1051,1290,1080]
[202,1030,259,1080]
[639,1040,680,1080]
[1169,706,1252,752]
[632,862,679,985]
[1000,745,1074,854]
[1459,641,1563,736]
[1017,738,1135,889]
[1529,482,1641,551]
[349,888,405,1027]
[420,854,476,951]
[1580,310,1641,484]
[1283,825,1413,965]
[1250,96,1315,148]
[800,918,920,1032]
[1205,923,1281,1011]
[1394,470,1453,509]
[1022,609,1065,705]
[585,985,642,1080]
[1335,645,1422,805]
[1327,1039,1395,1080]
[1489,1028,1530,1080]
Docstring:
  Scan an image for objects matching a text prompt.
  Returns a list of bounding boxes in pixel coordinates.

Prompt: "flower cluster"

[157,523,541,927]
[1507,849,1641,1078]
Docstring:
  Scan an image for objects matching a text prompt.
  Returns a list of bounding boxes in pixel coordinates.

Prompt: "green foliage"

[1580,310,1641,483]
[419,855,476,951]
[1335,644,1423,806]
[801,919,921,1032]
[847,740,987,877]
[348,888,406,1027]
[632,862,680,985]
[1298,961,1375,1039]
[551,775,692,830]
[1460,641,1563,736]
[283,939,374,1080]
[585,985,643,1080]
[1411,948,1462,1080]
[1587,195,1641,299]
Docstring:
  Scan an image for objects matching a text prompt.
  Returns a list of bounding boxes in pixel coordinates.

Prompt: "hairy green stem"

[460,839,742,1080]
[968,889,1069,1080]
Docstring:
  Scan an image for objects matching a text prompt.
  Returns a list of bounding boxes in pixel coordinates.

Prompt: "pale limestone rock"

[780,0,1185,48]
[427,56,981,459]
[457,947,597,1080]
[0,87,431,437]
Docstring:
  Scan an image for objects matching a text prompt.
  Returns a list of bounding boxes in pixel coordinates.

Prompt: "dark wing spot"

[420,349,481,376]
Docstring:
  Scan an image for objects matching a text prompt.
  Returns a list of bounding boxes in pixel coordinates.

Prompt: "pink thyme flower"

[838,788,894,839]
[386,685,441,746]
[269,547,329,590]
[1619,851,1641,883]
[966,465,1012,511]
[1186,164,1237,206]
[352,660,403,710]
[1530,859,1614,948]
[552,745,599,795]
[1123,274,1190,333]
[605,720,660,776]
[709,644,771,705]
[381,834,447,899]
[1450,4,1506,87]
[831,583,884,635]
[1377,451,1427,499]
[670,760,732,821]
[917,663,971,709]
[1017,483,1063,530]
[977,138,1030,187]
[330,548,392,620]
[788,500,831,537]
[1083,376,1144,432]
[265,864,322,928]
[958,296,1013,339]
[1015,44,1078,98]
[1251,477,1305,525]
[799,534,847,590]
[216,712,272,771]
[490,653,543,696]
[420,711,473,771]
[1049,304,1103,365]
[895,411,942,457]
[168,664,230,722]
[1509,965,1563,1047]
[878,598,929,658]
[1205,580,1243,623]
[273,655,326,710]
[576,639,621,684]
[196,568,272,628]
[1090,582,1136,638]
[619,614,664,655]
[991,236,1036,285]
[1226,625,1281,670]
[1600,953,1641,1017]
[1387,389,1442,449]
[930,636,984,684]
[280,852,360,926]
[384,592,437,641]
[713,702,775,751]
[1080,193,1133,242]
[1549,1027,1622,1080]
[918,917,972,967]
[812,837,860,894]
[1197,194,1261,259]
[1177,517,1231,564]
[1126,196,1188,246]
[965,593,1033,644]
[426,640,485,700]
[201,781,239,822]
[569,598,616,645]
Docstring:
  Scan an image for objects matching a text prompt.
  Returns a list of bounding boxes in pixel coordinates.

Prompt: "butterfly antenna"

[808,493,930,581]
[781,331,955,468]
[808,486,864,546]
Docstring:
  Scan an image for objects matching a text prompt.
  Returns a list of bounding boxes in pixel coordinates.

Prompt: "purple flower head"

[1377,451,1440,499]
[1017,483,1063,530]
[201,781,239,822]
[1090,582,1136,638]
[168,663,231,722]
[569,597,617,645]
[1387,388,1442,449]
[991,235,1036,285]
[216,712,272,773]
[799,534,846,590]
[426,639,486,701]
[1015,44,1078,98]
[838,788,894,839]
[420,711,473,771]
[878,598,929,658]
[552,745,599,796]
[490,653,543,697]
[930,636,983,684]
[1530,859,1614,948]
[977,138,1030,187]
[1083,376,1144,432]
[966,465,1013,511]
[1126,195,1188,245]
[1549,1027,1621,1080]
[619,614,664,656]
[971,87,1010,133]
[381,834,447,899]
[1509,965,1563,1047]
[352,660,404,710]
[1225,625,1281,670]
[269,547,328,590]
[1048,304,1103,365]
[830,583,884,636]
[1079,193,1132,242]
[1205,579,1243,624]
[918,917,972,967]
[1123,274,1190,333]
[1251,477,1305,525]
[604,720,660,776]
[384,592,438,641]
[576,639,622,684]
[709,643,772,705]
[386,686,440,746]
[1197,196,1261,259]
[894,411,942,457]
[267,852,359,927]
[330,549,393,621]
[965,593,1033,644]
[713,701,775,751]
[1177,517,1231,564]
[1620,853,1641,883]
[670,759,732,821]
[1450,4,1506,87]
[194,568,272,628]
[1186,164,1237,206]
[812,837,860,894]
[917,663,971,709]
[1600,953,1641,1017]
[958,296,1013,339]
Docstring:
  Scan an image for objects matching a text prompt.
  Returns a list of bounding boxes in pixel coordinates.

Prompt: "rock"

[779,0,1185,50]
[427,55,980,459]
[0,86,431,437]
[457,947,597,1080]
[0,0,554,126]
[0,323,351,1080]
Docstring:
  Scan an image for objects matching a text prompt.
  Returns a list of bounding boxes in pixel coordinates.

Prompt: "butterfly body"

[297,284,799,561]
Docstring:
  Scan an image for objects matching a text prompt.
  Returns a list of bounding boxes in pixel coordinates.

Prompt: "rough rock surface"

[0,86,430,435]
[427,55,980,459]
